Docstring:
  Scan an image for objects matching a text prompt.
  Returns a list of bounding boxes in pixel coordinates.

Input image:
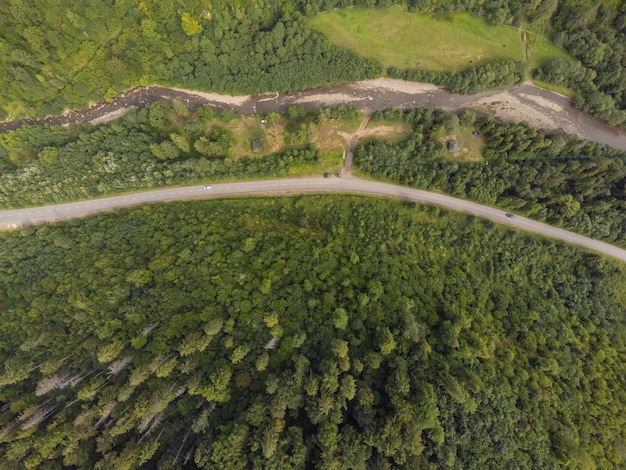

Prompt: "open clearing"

[442,125,486,162]
[310,9,571,72]
[188,114,407,176]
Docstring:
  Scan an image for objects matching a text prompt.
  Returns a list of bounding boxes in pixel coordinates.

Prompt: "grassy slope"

[310,8,571,73]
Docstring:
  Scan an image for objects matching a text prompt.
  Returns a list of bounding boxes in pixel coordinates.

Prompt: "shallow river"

[1,79,624,151]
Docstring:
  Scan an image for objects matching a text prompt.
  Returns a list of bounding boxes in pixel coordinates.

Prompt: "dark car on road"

[335,173,342,178]
[505,213,515,218]
[323,173,331,178]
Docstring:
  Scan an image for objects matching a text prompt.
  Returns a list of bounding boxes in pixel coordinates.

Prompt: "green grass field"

[310,9,571,73]
[525,37,571,67]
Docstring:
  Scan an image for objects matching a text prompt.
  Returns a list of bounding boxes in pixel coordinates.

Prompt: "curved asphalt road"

[1,177,625,263]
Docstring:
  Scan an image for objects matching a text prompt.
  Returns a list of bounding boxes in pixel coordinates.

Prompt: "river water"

[1,79,624,151]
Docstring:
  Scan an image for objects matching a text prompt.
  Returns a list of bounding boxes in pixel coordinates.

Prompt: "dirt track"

[1,79,624,151]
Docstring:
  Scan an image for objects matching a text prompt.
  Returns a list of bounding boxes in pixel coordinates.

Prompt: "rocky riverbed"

[1,78,624,151]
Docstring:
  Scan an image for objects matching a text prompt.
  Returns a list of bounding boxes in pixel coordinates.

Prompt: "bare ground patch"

[203,117,286,159]
[440,127,485,162]
[166,87,250,106]
[312,123,349,153]
[356,78,440,94]
[354,125,412,144]
[464,92,561,131]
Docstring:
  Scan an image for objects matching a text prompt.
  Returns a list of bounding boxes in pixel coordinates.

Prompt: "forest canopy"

[0,196,625,468]
[0,0,380,120]
[533,2,626,126]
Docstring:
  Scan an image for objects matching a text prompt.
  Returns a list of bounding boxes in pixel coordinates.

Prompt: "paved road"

[1,177,625,263]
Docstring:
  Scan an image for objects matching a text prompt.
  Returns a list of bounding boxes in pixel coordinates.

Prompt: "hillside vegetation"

[534,1,626,126]
[0,1,380,120]
[1,197,625,468]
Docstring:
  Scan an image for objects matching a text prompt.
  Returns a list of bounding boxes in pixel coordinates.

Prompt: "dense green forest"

[0,0,380,120]
[0,196,625,468]
[0,101,361,208]
[534,1,626,127]
[354,107,626,245]
[388,60,524,94]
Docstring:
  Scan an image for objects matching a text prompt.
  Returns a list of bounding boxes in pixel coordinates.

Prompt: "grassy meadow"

[310,8,571,73]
